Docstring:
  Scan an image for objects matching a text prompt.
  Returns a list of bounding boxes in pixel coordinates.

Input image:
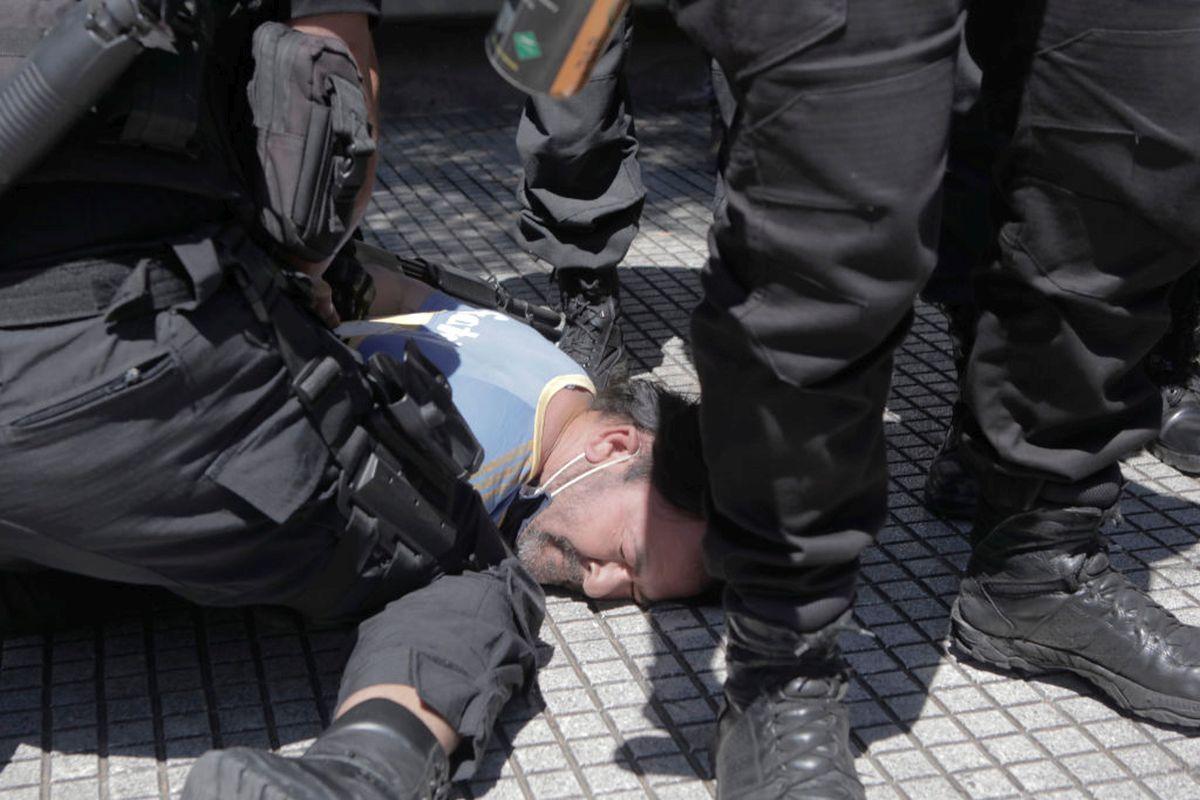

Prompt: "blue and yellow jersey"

[347,292,594,521]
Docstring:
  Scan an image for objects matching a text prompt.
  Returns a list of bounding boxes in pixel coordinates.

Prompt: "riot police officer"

[0,2,542,798]
[514,8,643,387]
[664,0,1200,796]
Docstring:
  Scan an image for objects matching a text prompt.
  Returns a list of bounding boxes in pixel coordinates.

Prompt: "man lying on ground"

[187,260,712,796]
[344,266,711,604]
[0,253,710,800]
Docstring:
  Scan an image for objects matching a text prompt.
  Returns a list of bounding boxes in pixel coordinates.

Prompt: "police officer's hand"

[287,257,342,328]
[309,272,341,328]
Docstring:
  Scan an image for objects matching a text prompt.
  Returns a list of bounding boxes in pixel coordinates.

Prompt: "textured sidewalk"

[3,103,1200,800]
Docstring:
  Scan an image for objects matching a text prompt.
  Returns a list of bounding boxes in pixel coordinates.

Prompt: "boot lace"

[558,294,618,363]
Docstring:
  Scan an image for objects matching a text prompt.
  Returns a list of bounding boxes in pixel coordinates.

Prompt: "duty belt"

[0,255,192,327]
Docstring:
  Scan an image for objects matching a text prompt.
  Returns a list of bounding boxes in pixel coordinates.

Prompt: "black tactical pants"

[514,11,644,284]
[966,0,1200,482]
[920,37,996,312]
[671,0,1200,633]
[673,0,966,631]
[0,220,543,777]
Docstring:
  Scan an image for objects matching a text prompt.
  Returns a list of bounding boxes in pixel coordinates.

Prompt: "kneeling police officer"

[0,1,542,797]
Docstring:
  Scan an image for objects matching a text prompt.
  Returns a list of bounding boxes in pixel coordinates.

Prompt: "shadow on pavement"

[587,477,1200,784]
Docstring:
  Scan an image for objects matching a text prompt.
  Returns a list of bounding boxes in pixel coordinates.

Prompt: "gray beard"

[515,523,586,591]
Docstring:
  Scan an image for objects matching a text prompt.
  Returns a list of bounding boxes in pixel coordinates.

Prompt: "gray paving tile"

[953,768,1021,799]
[1008,760,1075,794]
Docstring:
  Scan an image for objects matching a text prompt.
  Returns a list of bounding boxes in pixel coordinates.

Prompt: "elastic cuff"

[724,580,856,635]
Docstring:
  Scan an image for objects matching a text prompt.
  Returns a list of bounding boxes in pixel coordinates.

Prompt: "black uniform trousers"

[514,11,645,283]
[0,196,543,778]
[967,0,1200,483]
[669,0,1200,632]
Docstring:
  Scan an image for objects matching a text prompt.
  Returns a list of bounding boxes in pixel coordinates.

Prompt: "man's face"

[515,453,709,604]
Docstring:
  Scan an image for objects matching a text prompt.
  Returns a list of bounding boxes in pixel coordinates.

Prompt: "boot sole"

[950,603,1200,728]
[589,348,630,391]
[1147,440,1200,475]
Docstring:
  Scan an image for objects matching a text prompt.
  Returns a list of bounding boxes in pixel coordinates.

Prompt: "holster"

[220,228,505,610]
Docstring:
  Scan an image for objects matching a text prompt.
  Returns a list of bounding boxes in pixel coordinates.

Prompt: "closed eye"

[621,538,647,606]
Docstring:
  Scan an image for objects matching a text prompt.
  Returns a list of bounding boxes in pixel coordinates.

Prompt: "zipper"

[12,354,173,428]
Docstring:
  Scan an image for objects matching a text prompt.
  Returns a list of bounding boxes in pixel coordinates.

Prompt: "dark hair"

[591,379,707,519]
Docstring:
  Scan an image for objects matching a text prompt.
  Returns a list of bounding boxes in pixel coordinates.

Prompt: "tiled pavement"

[4,103,1200,800]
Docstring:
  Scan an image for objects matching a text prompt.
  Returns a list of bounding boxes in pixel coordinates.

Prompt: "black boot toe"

[1150,386,1200,474]
[182,699,449,800]
[715,677,864,800]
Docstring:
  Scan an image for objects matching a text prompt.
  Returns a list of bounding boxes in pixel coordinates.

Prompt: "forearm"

[364,259,434,316]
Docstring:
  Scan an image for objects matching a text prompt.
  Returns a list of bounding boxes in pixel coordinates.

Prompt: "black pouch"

[364,342,485,487]
[246,21,375,262]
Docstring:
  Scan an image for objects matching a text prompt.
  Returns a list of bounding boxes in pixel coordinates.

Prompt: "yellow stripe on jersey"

[481,465,529,503]
[474,450,533,494]
[474,440,531,479]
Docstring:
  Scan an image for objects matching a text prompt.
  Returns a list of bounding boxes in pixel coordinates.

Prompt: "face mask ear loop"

[530,452,588,498]
[547,446,641,499]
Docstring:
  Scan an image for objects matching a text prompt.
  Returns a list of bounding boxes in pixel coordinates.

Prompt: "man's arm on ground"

[334,559,545,777]
[364,260,435,316]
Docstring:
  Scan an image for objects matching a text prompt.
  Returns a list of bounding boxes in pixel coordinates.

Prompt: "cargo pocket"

[743,57,956,212]
[203,396,331,525]
[672,0,846,82]
[722,281,869,388]
[7,352,180,442]
[707,60,957,388]
[1023,27,1200,242]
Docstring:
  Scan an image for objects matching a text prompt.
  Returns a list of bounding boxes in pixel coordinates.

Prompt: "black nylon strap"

[0,256,192,327]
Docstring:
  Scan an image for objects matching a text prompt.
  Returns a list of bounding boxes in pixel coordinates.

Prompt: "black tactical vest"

[0,0,260,202]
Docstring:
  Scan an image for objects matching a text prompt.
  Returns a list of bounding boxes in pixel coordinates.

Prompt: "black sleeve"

[281,0,381,23]
[336,558,547,780]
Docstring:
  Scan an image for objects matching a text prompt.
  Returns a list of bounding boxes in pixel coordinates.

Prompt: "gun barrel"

[0,0,173,197]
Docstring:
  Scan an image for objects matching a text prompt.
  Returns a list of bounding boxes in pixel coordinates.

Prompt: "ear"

[582,560,635,600]
[583,422,642,464]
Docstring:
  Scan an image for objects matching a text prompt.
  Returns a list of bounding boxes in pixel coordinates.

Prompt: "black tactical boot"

[925,402,980,519]
[556,268,628,390]
[715,612,865,800]
[924,302,980,519]
[950,456,1200,727]
[1147,270,1200,474]
[1153,385,1200,473]
[181,699,450,800]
